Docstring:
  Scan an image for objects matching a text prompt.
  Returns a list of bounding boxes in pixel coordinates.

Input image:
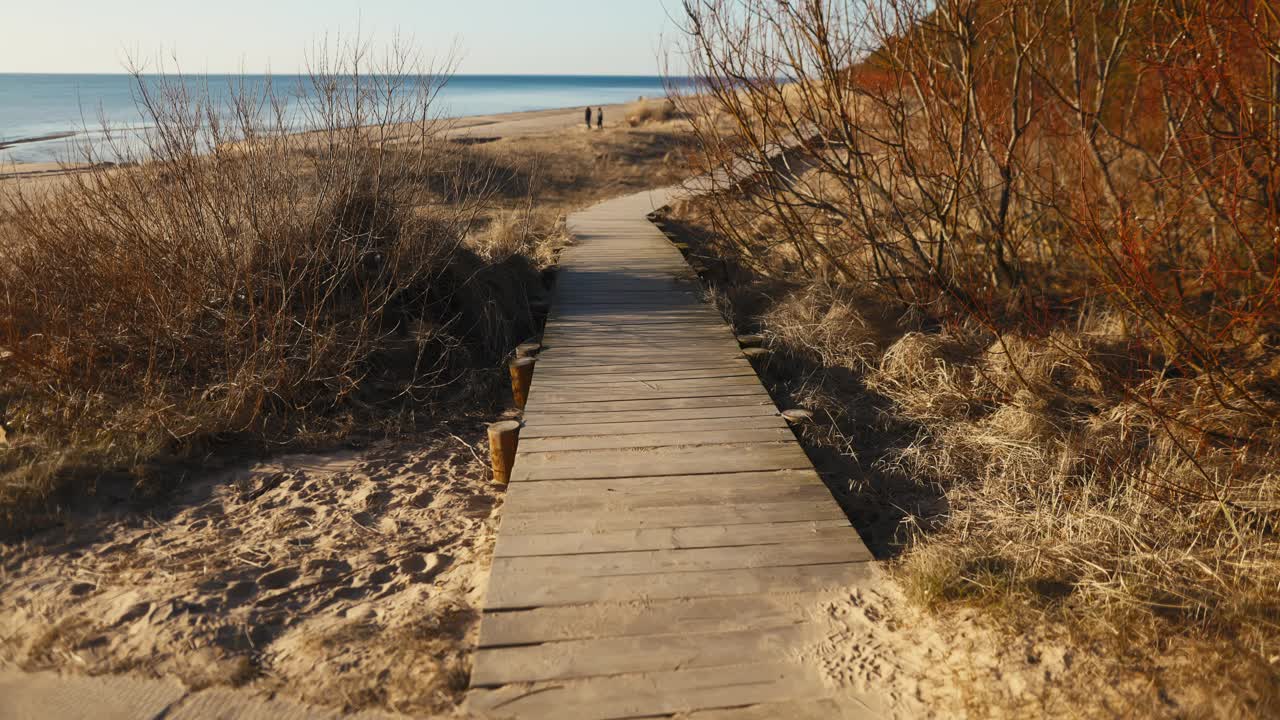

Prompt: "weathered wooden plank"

[547,308,715,318]
[537,336,742,349]
[535,344,745,357]
[483,562,871,608]
[531,361,752,377]
[471,623,820,687]
[490,540,857,580]
[533,360,752,375]
[551,286,702,294]
[531,369,759,387]
[515,427,793,453]
[536,349,743,361]
[498,500,848,535]
[503,469,823,502]
[686,697,884,719]
[546,316,726,326]
[542,324,732,336]
[476,592,831,646]
[543,328,727,338]
[528,404,780,426]
[547,303,707,313]
[527,368,757,386]
[519,395,777,415]
[540,336,741,349]
[503,484,834,522]
[511,443,811,482]
[466,663,825,720]
[542,326,731,338]
[556,282,697,288]
[505,468,823,498]
[525,385,770,406]
[493,519,856,558]
[519,415,786,438]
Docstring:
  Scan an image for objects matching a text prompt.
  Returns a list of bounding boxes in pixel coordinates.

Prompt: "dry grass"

[469,206,564,267]
[624,98,681,127]
[0,57,697,539]
[461,122,695,206]
[0,62,554,536]
[666,7,1280,710]
[665,198,1280,716]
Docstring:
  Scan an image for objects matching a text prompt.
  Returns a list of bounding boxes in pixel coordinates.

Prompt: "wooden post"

[509,357,536,409]
[516,341,542,358]
[737,334,765,348]
[488,420,521,485]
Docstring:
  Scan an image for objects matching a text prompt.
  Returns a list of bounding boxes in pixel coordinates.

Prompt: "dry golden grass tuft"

[625,98,681,127]
[468,206,565,268]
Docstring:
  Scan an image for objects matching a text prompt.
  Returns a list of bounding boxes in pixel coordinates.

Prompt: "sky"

[0,1,686,75]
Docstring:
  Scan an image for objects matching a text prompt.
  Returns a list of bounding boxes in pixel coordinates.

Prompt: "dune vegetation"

[0,59,545,536]
[666,0,1280,715]
[0,49,692,538]
[0,45,699,715]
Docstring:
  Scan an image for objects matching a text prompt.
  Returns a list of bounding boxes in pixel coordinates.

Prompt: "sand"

[0,428,500,716]
[0,103,634,185]
[804,577,1089,719]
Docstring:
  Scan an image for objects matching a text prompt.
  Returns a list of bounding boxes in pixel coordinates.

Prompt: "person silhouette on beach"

[597,107,603,129]
[585,107,592,129]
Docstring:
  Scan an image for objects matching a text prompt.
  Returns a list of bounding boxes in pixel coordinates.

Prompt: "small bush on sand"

[0,54,545,534]
[625,98,679,127]
[469,205,564,268]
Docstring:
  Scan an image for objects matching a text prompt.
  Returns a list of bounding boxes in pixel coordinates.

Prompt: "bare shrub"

[0,47,543,534]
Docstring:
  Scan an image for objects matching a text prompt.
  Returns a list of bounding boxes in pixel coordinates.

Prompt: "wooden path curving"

[467,187,878,719]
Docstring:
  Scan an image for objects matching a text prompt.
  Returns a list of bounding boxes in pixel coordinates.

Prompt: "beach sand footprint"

[258,568,300,591]
[225,581,258,607]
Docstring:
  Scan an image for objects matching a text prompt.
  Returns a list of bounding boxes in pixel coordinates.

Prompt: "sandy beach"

[0,103,637,185]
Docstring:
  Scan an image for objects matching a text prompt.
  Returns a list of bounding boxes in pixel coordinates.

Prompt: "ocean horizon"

[0,73,686,163]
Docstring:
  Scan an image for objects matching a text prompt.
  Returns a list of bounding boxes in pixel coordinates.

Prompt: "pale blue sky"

[1,1,684,74]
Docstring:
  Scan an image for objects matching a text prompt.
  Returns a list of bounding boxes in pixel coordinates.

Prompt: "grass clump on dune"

[625,98,680,127]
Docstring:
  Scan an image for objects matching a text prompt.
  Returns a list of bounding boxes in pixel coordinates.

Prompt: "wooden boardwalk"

[467,188,878,719]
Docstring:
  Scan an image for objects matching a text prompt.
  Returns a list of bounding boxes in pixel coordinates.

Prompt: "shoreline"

[0,131,78,151]
[0,101,640,180]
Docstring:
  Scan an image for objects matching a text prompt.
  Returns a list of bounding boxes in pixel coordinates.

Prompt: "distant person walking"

[596,107,604,129]
[585,107,592,129]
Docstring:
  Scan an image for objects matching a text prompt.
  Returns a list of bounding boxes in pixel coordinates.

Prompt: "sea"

[0,74,682,164]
